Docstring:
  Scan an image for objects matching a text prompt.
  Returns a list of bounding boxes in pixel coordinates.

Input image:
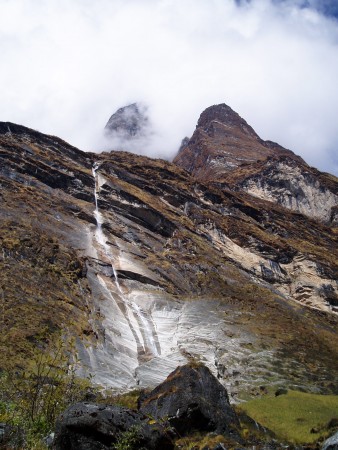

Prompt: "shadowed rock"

[52,402,174,450]
[138,364,241,440]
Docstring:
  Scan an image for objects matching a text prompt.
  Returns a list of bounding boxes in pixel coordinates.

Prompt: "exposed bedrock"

[0,118,337,402]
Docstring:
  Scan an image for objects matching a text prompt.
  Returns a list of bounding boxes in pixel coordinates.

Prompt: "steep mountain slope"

[0,120,337,401]
[174,104,338,224]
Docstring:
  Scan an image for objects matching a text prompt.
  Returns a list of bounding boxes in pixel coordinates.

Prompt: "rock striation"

[0,115,337,401]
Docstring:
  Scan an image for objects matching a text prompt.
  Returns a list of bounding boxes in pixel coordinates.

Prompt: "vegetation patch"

[0,334,93,449]
[174,432,237,450]
[102,389,141,410]
[238,389,338,444]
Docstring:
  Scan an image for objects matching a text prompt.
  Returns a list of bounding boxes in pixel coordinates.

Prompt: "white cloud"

[0,0,338,174]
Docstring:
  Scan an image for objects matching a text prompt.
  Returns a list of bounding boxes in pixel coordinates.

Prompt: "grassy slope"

[238,390,338,444]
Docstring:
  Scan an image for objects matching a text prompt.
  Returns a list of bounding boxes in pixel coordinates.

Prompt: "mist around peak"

[1,0,338,174]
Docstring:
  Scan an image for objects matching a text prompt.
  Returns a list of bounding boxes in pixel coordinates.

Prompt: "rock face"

[229,156,338,224]
[1,117,338,401]
[104,103,149,140]
[174,104,338,223]
[52,402,174,450]
[139,364,241,439]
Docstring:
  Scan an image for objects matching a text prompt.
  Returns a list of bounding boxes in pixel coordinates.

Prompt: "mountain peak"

[174,103,337,224]
[104,102,149,140]
[174,103,300,181]
[197,103,259,139]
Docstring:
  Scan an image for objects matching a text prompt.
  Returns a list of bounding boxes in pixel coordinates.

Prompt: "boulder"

[52,402,174,450]
[138,364,241,440]
[322,431,338,450]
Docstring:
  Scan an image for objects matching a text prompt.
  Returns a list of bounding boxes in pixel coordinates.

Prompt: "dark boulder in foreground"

[52,364,242,449]
[52,403,174,450]
[138,364,241,440]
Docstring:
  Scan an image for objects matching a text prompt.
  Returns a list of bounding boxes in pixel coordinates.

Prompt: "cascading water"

[91,163,159,359]
[92,163,112,259]
[78,165,287,398]
[133,302,159,356]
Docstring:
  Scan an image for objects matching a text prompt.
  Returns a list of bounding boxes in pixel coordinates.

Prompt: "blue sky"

[242,0,338,19]
[0,0,337,174]
[285,1,338,19]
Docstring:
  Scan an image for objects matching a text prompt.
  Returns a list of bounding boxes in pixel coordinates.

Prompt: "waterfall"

[91,163,159,359]
[92,164,112,257]
[133,303,159,357]
[92,163,124,292]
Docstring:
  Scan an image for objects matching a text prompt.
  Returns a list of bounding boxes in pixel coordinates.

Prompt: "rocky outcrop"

[52,402,174,450]
[198,220,338,312]
[53,364,248,449]
[229,156,338,224]
[138,364,241,439]
[174,104,338,224]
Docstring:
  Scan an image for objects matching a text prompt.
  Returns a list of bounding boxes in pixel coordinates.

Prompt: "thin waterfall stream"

[92,163,159,359]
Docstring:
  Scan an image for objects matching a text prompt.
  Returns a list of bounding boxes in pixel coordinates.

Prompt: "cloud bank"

[0,0,338,174]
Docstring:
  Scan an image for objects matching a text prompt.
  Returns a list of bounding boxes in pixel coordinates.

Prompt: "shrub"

[0,333,92,449]
[112,425,146,450]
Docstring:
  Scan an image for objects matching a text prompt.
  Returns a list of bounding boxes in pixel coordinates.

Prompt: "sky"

[1,0,338,174]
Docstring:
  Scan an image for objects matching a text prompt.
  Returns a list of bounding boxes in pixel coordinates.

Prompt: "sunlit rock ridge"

[0,106,337,401]
[174,104,338,224]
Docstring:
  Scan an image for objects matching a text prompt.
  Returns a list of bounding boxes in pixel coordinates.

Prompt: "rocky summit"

[174,104,338,223]
[0,103,338,409]
[104,102,150,141]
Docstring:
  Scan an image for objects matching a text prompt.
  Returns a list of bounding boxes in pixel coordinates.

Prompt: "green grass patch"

[174,432,236,450]
[238,390,338,444]
[102,389,141,410]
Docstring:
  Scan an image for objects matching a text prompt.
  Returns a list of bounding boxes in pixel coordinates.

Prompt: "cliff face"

[229,157,338,224]
[174,104,338,224]
[0,117,337,400]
